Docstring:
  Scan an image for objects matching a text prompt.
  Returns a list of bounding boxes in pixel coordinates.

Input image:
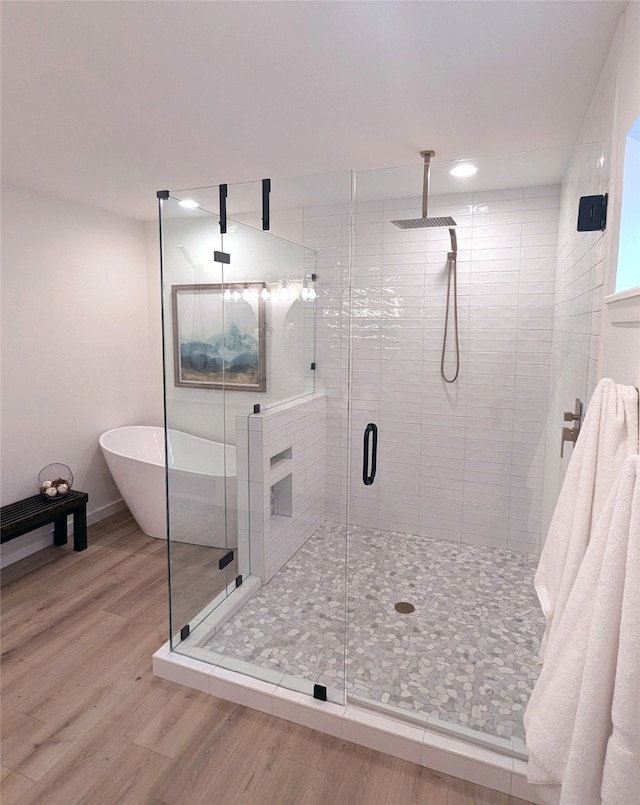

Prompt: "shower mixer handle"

[560,398,584,457]
[560,425,579,458]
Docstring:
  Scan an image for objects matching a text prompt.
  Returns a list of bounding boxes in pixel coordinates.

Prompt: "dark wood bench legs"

[53,515,67,547]
[73,506,87,551]
[53,509,87,551]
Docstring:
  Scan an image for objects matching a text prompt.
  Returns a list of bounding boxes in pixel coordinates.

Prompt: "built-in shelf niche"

[271,474,292,517]
[270,446,292,467]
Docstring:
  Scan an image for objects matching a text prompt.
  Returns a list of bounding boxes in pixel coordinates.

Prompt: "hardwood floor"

[1,510,535,804]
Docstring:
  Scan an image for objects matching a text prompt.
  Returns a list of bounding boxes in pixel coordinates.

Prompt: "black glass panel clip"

[577,193,607,231]
[313,684,327,701]
[220,184,228,234]
[262,178,271,231]
[218,550,234,570]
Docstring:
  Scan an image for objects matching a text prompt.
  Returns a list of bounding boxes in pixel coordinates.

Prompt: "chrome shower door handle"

[363,423,378,486]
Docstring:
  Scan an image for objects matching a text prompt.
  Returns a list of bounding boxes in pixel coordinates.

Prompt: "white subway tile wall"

[307,203,352,526]
[541,143,609,539]
[308,188,561,554]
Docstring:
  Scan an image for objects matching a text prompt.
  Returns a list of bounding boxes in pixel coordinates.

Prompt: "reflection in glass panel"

[159,196,237,644]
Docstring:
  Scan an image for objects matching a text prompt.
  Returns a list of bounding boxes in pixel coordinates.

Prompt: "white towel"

[535,379,639,657]
[601,457,640,805]
[524,455,640,805]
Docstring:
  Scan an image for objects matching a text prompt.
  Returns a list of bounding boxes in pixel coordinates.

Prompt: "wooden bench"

[1,490,89,552]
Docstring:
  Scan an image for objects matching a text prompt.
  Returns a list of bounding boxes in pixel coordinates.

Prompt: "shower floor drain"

[394,601,415,614]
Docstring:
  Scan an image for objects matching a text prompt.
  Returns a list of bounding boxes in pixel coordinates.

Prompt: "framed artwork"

[171,283,266,391]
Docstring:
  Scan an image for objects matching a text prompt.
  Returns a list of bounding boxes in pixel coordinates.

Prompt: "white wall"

[542,4,640,539]
[0,184,163,565]
[540,139,610,537]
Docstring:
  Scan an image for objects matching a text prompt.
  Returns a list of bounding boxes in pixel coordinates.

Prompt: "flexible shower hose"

[440,253,460,383]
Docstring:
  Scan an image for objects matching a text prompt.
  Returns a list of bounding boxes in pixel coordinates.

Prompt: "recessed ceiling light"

[449,163,477,178]
[178,199,200,209]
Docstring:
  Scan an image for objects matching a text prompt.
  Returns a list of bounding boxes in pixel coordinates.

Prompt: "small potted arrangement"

[38,463,73,499]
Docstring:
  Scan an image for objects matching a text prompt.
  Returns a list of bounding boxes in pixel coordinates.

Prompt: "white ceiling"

[1,0,627,222]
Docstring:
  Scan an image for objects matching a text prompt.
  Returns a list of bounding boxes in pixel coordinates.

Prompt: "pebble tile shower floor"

[200,523,544,745]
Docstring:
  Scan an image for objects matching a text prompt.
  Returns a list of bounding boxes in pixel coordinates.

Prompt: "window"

[615,116,640,293]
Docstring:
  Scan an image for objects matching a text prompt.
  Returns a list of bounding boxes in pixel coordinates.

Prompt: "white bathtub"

[99,426,237,547]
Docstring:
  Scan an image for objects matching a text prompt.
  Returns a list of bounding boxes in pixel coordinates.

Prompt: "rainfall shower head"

[392,215,457,229]
[391,150,457,230]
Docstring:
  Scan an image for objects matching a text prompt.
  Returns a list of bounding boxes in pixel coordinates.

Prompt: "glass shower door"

[159,193,239,647]
[346,153,570,758]
[346,162,439,709]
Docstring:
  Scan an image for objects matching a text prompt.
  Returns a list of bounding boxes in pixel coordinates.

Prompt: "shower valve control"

[560,398,583,457]
[560,426,578,458]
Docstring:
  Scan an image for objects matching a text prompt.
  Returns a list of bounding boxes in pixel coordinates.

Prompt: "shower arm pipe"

[420,151,457,255]
[448,227,458,256]
[420,150,436,218]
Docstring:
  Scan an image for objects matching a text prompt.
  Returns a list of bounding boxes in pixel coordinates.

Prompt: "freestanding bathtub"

[99,426,237,547]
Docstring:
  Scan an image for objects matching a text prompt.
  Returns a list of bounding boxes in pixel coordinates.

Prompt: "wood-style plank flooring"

[1,510,535,804]
[168,540,238,635]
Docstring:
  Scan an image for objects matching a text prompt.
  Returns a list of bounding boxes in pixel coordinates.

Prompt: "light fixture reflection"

[298,274,317,301]
[232,274,317,303]
[178,199,200,209]
[449,163,477,178]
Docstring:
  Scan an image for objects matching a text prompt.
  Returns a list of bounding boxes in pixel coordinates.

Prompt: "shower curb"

[153,641,539,802]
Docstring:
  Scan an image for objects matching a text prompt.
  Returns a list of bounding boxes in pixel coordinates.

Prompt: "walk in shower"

[157,146,605,762]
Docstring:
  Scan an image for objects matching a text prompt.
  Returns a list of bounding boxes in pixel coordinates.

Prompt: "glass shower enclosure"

[159,172,352,701]
[157,146,604,759]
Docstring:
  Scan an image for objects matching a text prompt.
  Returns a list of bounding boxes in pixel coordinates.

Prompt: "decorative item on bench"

[38,463,73,498]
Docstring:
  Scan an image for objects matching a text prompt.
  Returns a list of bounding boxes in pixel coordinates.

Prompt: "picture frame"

[171,283,266,391]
